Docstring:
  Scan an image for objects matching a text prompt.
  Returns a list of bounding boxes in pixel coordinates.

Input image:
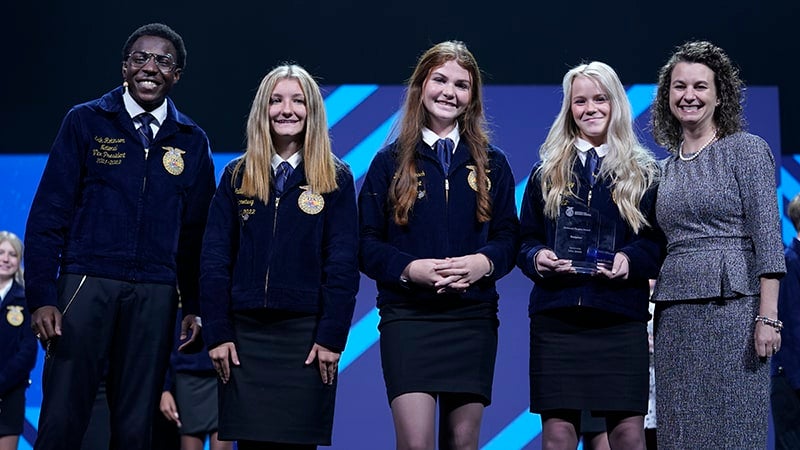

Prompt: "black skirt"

[530,307,648,414]
[175,371,218,436]
[0,382,26,436]
[218,310,336,445]
[379,300,499,405]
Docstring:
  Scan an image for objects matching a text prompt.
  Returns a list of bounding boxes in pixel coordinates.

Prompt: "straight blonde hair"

[235,64,338,201]
[537,62,658,233]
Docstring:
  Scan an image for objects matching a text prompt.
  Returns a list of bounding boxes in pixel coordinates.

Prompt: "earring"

[123,81,128,93]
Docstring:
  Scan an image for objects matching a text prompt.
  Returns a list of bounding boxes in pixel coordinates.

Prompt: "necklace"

[678,130,718,161]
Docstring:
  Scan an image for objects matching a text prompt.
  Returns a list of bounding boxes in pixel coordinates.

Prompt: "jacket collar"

[97,87,196,144]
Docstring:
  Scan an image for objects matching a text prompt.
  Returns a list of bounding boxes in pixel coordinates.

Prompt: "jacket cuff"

[203,318,235,350]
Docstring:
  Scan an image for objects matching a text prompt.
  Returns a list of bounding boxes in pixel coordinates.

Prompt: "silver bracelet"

[755,315,783,332]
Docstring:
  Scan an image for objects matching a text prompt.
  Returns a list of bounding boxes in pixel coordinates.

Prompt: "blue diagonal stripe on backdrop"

[626,84,657,118]
[780,166,800,245]
[514,84,657,213]
[325,85,379,128]
[340,307,381,371]
[342,110,401,181]
[481,412,542,450]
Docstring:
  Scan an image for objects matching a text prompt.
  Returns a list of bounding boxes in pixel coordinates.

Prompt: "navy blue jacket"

[517,161,661,321]
[773,238,800,389]
[0,281,37,395]
[200,158,359,352]
[24,87,216,316]
[359,139,519,305]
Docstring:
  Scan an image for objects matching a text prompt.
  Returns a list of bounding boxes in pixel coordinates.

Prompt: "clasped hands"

[403,254,492,294]
[534,249,630,279]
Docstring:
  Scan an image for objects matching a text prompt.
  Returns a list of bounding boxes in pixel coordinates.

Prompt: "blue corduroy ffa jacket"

[517,160,662,321]
[773,238,800,389]
[0,281,37,395]
[200,157,359,352]
[24,87,216,316]
[359,139,519,305]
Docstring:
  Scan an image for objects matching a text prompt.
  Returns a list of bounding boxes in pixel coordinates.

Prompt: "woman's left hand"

[433,254,492,293]
[755,321,781,358]
[595,252,630,280]
[306,343,341,385]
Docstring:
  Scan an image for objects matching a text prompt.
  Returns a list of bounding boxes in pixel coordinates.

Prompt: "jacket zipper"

[264,196,280,305]
[142,148,149,193]
[132,147,151,280]
[62,275,88,317]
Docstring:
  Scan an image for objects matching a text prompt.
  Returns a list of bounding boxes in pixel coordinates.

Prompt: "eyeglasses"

[126,51,178,73]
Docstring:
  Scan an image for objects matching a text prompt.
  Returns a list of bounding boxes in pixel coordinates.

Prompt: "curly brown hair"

[651,41,745,152]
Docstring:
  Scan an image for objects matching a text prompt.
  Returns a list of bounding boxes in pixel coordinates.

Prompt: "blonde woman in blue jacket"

[200,65,358,450]
[0,231,37,450]
[359,41,519,450]
[518,62,660,449]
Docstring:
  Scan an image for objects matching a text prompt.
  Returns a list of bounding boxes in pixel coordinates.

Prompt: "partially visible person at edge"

[771,193,800,450]
[24,23,215,450]
[0,231,37,450]
[200,64,358,450]
[517,61,661,449]
[359,41,520,450]
[650,40,785,449]
[160,307,232,450]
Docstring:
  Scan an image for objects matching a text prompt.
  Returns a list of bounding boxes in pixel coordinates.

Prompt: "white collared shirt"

[0,279,12,303]
[421,123,461,153]
[574,137,609,166]
[271,151,303,171]
[123,90,168,138]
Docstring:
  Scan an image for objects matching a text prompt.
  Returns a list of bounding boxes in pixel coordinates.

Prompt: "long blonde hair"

[235,64,337,201]
[537,62,657,233]
[0,231,23,285]
[389,41,491,226]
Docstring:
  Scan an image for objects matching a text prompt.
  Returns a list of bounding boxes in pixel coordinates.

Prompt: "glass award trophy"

[554,205,616,274]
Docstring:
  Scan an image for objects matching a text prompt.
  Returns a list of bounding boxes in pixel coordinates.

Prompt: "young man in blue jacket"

[24,23,215,450]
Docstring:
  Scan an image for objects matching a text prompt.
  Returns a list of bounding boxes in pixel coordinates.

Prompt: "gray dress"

[653,131,786,449]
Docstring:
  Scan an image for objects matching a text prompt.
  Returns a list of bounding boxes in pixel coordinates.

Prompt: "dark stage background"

[3,0,798,154]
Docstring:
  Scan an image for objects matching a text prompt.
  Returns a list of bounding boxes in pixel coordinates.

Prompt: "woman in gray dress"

[650,41,785,449]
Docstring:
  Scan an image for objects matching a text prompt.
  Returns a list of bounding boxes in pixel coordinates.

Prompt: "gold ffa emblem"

[466,165,491,192]
[298,186,325,215]
[6,305,24,327]
[162,146,186,175]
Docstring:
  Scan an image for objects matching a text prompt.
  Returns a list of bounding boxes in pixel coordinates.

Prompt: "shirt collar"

[271,150,303,171]
[123,90,168,126]
[421,123,461,151]
[0,279,12,302]
[574,137,609,157]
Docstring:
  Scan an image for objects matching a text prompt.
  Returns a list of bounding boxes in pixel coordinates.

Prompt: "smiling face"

[268,78,307,144]
[421,59,472,136]
[0,240,20,284]
[122,35,181,111]
[570,75,611,147]
[669,62,718,131]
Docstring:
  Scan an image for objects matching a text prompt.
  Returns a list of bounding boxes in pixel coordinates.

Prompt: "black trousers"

[35,274,177,450]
